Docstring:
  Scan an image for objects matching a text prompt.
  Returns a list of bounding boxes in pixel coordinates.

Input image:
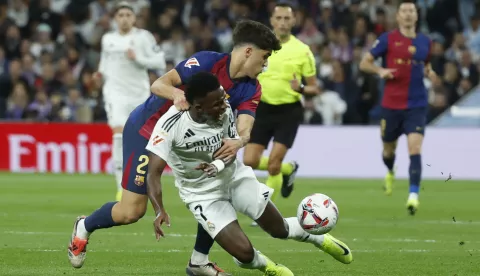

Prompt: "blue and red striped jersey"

[133,51,261,139]
[370,29,432,110]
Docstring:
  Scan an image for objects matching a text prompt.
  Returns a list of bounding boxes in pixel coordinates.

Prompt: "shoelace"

[206,263,225,272]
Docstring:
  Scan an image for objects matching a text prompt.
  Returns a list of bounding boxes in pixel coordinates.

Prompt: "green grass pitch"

[0,173,479,275]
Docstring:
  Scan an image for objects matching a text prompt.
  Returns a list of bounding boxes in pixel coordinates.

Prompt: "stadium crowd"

[0,0,479,125]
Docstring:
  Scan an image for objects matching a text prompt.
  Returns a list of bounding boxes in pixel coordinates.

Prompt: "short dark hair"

[232,20,281,52]
[274,0,297,11]
[114,1,134,14]
[185,72,221,105]
[397,0,416,9]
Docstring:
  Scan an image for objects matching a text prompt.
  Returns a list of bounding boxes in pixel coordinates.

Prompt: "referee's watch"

[298,84,305,94]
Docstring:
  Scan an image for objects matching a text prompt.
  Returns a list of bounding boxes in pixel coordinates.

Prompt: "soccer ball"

[297,193,339,235]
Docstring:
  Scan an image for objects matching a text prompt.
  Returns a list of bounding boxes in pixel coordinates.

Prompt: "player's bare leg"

[214,220,293,275]
[67,191,148,268]
[382,141,397,195]
[244,143,298,227]
[112,126,124,201]
[255,201,353,264]
[268,142,298,199]
[406,133,423,215]
[243,143,265,169]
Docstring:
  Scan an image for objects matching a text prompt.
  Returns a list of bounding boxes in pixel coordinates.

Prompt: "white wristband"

[211,159,225,172]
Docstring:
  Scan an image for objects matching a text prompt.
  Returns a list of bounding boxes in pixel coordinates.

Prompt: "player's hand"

[195,162,218,177]
[92,72,103,88]
[173,90,189,111]
[153,211,170,241]
[377,68,396,79]
[290,73,301,91]
[213,139,242,163]
[126,48,136,60]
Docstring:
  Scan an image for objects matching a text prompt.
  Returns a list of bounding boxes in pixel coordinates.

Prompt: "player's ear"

[245,46,253,58]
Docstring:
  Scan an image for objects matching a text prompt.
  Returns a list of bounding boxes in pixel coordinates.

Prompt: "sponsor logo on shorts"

[134,175,145,186]
[207,221,215,232]
[262,191,269,200]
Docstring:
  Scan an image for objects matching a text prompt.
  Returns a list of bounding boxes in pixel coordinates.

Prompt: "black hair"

[274,0,297,11]
[114,1,134,14]
[185,72,221,105]
[397,0,416,8]
[232,20,281,51]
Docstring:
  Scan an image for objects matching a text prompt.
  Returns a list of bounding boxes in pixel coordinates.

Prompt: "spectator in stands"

[6,81,29,119]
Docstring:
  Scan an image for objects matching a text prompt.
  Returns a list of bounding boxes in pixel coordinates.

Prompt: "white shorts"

[186,163,273,238]
[104,100,143,128]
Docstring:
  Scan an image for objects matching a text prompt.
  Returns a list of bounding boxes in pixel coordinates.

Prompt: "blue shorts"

[121,117,150,195]
[380,107,427,142]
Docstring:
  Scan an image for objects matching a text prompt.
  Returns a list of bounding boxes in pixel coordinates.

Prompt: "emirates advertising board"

[0,123,479,180]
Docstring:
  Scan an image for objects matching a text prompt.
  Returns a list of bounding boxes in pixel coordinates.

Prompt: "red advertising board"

[0,123,113,173]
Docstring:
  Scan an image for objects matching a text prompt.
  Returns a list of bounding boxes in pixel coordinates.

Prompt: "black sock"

[193,223,214,254]
[382,154,395,172]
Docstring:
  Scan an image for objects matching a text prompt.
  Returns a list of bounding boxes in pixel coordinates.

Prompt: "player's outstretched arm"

[146,153,171,240]
[150,69,189,110]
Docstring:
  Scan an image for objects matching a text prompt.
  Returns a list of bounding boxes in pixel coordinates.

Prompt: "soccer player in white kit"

[93,2,166,201]
[146,72,353,276]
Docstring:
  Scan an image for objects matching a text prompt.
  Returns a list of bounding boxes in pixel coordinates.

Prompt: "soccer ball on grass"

[297,193,339,235]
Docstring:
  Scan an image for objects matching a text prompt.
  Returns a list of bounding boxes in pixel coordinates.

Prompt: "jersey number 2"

[136,155,149,174]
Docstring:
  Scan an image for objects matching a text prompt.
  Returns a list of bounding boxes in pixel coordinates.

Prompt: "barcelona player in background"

[359,0,437,215]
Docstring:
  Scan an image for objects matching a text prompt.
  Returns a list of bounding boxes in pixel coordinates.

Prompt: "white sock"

[112,133,123,191]
[408,192,419,200]
[76,218,90,240]
[233,249,267,270]
[190,250,209,265]
[285,217,324,246]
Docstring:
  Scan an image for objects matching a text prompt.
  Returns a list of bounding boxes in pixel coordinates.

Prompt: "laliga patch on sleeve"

[184,57,200,68]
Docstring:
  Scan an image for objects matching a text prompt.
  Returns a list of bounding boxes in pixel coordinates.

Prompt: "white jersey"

[99,28,166,103]
[146,104,240,202]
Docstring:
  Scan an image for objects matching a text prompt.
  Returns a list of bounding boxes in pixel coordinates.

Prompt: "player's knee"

[382,143,396,157]
[123,209,146,224]
[243,155,260,169]
[407,134,423,155]
[117,203,146,224]
[267,161,281,175]
[233,245,255,264]
[408,144,422,155]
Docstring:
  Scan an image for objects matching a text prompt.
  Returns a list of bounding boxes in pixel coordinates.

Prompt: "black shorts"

[380,107,428,142]
[250,101,303,149]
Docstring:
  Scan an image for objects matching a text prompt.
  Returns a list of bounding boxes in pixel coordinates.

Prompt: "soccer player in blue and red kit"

[360,0,437,215]
[67,20,281,276]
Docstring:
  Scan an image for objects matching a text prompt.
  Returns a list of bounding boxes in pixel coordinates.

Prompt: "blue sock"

[194,223,214,254]
[382,154,395,172]
[409,154,421,194]
[84,202,118,233]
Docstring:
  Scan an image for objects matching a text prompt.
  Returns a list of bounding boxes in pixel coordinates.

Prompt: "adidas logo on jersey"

[263,191,270,200]
[184,129,195,139]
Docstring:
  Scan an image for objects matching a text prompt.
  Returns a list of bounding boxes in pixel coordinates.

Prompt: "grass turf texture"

[0,173,479,275]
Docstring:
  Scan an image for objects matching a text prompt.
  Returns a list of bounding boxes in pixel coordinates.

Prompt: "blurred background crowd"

[1,0,479,125]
